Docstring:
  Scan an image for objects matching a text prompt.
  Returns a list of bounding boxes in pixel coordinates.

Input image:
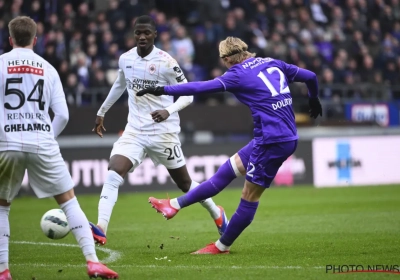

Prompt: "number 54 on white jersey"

[0,48,66,154]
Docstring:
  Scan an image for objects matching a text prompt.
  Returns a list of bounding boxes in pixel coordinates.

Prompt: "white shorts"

[110,132,186,172]
[0,151,74,202]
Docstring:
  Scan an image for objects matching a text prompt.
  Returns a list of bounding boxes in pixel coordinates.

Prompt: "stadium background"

[2,0,400,193]
[2,1,400,279]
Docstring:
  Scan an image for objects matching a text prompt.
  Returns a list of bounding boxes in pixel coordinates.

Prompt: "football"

[40,209,70,240]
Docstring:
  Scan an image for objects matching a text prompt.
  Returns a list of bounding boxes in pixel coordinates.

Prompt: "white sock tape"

[229,156,241,177]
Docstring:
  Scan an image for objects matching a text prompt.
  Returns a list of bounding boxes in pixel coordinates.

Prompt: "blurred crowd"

[1,0,400,107]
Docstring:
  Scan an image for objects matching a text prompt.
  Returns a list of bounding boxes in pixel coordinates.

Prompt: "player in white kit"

[0,16,118,280]
[90,16,229,245]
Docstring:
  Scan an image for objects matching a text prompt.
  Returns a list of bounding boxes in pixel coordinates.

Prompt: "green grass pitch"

[8,185,400,279]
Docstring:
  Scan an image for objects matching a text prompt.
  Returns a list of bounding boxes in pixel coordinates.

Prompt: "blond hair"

[219,37,255,64]
[8,16,37,47]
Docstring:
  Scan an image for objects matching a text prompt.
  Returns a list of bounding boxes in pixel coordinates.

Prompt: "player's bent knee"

[108,155,133,178]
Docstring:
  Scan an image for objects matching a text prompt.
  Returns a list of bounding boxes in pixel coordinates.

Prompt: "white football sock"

[97,170,124,234]
[0,206,10,271]
[215,239,230,252]
[190,181,221,220]
[169,198,181,210]
[60,197,98,263]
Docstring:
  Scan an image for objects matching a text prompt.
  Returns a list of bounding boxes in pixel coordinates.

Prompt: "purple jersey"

[164,57,318,144]
[216,57,299,144]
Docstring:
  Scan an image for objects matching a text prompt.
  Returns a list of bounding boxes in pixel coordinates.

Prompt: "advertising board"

[19,141,313,195]
[345,103,399,127]
[312,136,400,187]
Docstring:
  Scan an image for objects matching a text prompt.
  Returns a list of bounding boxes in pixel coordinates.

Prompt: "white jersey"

[97,46,192,135]
[0,48,65,154]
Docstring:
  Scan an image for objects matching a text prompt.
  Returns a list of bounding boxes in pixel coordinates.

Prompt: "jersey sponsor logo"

[4,123,51,133]
[173,66,182,75]
[149,64,156,74]
[126,78,159,90]
[242,57,272,70]
[272,98,292,110]
[176,75,185,82]
[7,59,44,76]
[7,112,45,121]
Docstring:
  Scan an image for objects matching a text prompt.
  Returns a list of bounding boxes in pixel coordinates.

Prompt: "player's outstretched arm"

[136,79,224,97]
[136,86,165,96]
[162,62,194,117]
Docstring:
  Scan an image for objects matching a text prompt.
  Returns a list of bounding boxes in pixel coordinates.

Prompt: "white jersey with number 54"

[0,48,65,154]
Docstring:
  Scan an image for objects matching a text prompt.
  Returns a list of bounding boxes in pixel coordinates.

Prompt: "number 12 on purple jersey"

[257,67,290,97]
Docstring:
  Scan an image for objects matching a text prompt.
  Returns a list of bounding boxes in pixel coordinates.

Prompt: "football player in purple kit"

[136,37,322,254]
